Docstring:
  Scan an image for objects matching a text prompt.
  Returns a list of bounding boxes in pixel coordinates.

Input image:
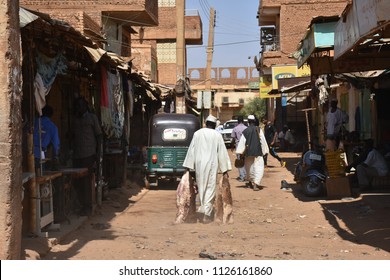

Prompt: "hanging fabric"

[100,65,125,139]
[33,50,68,115]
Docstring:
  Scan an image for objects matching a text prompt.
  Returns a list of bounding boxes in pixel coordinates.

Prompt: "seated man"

[346,139,389,191]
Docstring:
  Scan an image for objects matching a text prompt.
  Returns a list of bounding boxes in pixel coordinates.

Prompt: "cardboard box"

[326,176,351,199]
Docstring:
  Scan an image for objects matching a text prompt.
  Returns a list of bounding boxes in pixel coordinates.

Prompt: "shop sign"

[272,65,297,89]
[259,75,276,99]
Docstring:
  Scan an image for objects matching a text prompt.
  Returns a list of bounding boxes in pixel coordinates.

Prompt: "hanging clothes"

[100,65,125,139]
[33,51,68,115]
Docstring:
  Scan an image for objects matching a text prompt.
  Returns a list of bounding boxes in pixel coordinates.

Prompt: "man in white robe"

[183,115,232,223]
[236,115,268,191]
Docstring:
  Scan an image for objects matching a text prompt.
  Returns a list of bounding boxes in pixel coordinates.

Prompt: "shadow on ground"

[283,153,390,254]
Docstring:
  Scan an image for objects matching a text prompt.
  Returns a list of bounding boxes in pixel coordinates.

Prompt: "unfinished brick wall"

[158,63,177,85]
[188,67,259,86]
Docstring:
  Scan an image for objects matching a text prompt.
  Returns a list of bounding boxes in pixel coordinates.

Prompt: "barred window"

[157,43,177,63]
[159,0,176,7]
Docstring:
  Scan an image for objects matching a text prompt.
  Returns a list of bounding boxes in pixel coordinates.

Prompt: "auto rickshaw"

[146,113,200,188]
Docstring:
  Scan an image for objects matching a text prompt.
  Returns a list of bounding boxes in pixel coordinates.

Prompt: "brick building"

[20,0,159,57]
[257,0,348,137]
[132,0,202,85]
[188,66,259,123]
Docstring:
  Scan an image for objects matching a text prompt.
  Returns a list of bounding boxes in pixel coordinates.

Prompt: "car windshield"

[224,122,237,129]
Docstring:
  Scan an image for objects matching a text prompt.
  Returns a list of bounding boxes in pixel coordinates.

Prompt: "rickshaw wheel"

[144,177,150,189]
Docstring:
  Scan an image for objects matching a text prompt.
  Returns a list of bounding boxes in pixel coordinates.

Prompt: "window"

[159,0,176,7]
[239,98,244,105]
[222,97,229,104]
[157,43,176,63]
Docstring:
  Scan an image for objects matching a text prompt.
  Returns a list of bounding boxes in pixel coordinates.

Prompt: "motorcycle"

[294,147,327,197]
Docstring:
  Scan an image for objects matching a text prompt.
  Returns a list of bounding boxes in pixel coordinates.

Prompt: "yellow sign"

[261,65,312,98]
[259,75,277,99]
[272,65,297,89]
[297,65,311,77]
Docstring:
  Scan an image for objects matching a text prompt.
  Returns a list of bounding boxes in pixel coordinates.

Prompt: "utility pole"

[205,7,215,91]
[175,0,186,114]
[204,7,216,119]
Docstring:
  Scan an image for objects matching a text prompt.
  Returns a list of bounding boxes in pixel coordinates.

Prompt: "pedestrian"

[262,118,286,167]
[236,115,268,191]
[183,115,231,223]
[346,139,389,191]
[283,125,296,152]
[231,115,247,182]
[33,105,60,172]
[278,128,286,152]
[325,98,347,151]
[215,120,224,133]
[72,97,103,216]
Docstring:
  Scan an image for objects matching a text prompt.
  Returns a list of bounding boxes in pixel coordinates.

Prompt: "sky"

[185,0,260,69]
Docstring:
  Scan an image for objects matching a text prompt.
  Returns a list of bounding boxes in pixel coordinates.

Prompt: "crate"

[324,150,346,178]
[326,176,351,199]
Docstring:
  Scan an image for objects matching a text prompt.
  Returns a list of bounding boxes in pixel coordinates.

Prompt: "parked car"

[220,119,248,147]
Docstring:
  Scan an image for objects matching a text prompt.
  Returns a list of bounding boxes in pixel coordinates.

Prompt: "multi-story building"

[20,0,159,58]
[257,0,348,136]
[132,0,203,85]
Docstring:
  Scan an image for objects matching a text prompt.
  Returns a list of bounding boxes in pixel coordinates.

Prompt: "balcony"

[184,10,203,45]
[20,1,158,27]
[140,8,202,45]
[257,4,280,26]
[102,0,158,27]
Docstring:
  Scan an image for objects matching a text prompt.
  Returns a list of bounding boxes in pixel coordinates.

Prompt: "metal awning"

[19,7,39,27]
[334,0,390,61]
[278,77,311,93]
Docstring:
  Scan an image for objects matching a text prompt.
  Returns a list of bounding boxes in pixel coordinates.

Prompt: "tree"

[239,97,266,120]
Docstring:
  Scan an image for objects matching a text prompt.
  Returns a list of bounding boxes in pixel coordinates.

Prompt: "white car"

[220,119,248,147]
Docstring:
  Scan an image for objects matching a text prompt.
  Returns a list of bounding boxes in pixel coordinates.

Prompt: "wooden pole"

[299,108,316,150]
[27,132,37,234]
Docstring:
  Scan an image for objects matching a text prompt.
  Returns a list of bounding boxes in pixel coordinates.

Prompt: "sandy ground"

[25,151,390,260]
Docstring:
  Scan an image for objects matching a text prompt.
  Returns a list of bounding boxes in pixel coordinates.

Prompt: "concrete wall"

[0,0,23,259]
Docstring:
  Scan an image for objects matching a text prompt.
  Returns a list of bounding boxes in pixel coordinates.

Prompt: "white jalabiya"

[183,128,232,216]
[236,128,268,186]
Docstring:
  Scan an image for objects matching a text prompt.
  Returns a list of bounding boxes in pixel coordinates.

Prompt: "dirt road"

[42,151,390,260]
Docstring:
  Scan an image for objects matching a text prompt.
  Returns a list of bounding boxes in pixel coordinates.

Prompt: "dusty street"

[36,151,390,260]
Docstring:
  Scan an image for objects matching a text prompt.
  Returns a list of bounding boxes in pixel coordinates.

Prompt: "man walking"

[231,115,247,182]
[263,118,285,167]
[236,115,268,191]
[183,115,231,223]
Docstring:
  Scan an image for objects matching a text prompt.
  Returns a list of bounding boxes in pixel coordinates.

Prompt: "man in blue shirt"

[231,116,247,181]
[33,105,60,172]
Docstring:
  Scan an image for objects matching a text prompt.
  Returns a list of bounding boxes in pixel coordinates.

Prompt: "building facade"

[257,0,348,140]
[132,0,203,86]
[189,66,259,123]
